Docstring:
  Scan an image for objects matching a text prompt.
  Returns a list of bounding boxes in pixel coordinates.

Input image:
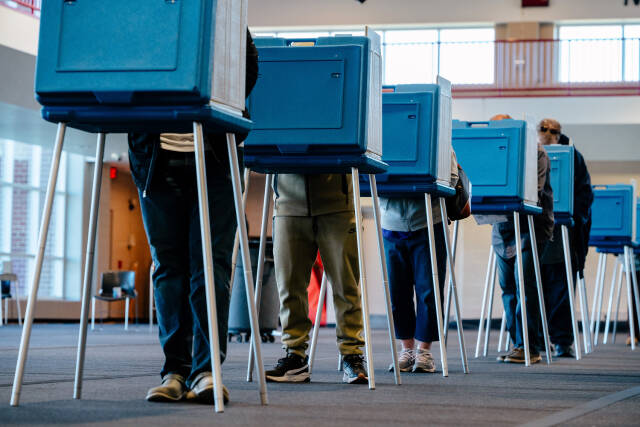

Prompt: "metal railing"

[0,0,40,16]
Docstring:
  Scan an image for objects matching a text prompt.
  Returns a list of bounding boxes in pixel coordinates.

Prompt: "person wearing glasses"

[491,114,555,364]
[537,118,594,358]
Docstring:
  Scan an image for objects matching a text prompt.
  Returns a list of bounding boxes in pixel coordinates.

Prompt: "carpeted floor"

[0,323,639,426]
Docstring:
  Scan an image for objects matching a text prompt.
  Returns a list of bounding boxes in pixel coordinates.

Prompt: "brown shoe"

[504,348,541,364]
[146,374,187,402]
[626,336,639,346]
[185,372,229,404]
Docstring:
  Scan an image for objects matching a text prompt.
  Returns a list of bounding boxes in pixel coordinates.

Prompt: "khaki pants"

[273,212,364,357]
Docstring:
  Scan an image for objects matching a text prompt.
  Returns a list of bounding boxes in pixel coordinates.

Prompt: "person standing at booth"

[379,152,459,373]
[264,173,369,384]
[492,114,555,364]
[129,30,258,403]
[538,118,594,358]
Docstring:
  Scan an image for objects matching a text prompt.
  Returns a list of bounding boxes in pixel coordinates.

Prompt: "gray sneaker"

[146,374,187,402]
[389,348,415,372]
[413,349,436,373]
[185,372,229,404]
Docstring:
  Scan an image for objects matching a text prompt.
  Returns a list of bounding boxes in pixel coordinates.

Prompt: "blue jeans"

[383,226,446,343]
[137,149,237,385]
[496,245,545,352]
[541,263,574,346]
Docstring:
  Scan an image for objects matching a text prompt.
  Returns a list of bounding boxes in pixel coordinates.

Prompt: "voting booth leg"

[528,216,552,364]
[369,174,401,384]
[227,134,268,404]
[350,168,375,389]
[603,257,619,345]
[595,255,610,347]
[309,273,328,375]
[591,253,606,343]
[440,201,469,373]
[578,273,593,353]
[230,167,251,296]
[630,251,640,348]
[560,225,581,361]
[247,174,274,382]
[624,247,637,351]
[443,221,460,344]
[483,252,498,358]
[193,124,226,412]
[476,248,495,358]
[513,212,531,367]
[497,309,507,352]
[424,194,448,376]
[10,123,67,407]
[611,262,625,343]
[74,133,106,399]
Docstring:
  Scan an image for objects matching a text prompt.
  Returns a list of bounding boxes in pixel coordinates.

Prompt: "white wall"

[0,6,39,55]
[249,0,640,29]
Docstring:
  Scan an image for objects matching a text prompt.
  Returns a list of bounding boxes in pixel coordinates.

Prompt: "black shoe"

[555,344,575,358]
[342,354,368,384]
[265,353,310,383]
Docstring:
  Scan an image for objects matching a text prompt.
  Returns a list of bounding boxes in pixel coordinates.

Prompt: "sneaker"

[342,354,369,384]
[389,348,415,372]
[265,353,310,383]
[413,349,436,373]
[146,373,187,402]
[504,347,541,364]
[496,353,507,362]
[555,344,575,358]
[185,372,229,404]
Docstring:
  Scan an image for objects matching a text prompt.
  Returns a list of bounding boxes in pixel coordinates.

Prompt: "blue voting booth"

[359,80,455,196]
[244,35,386,173]
[544,145,575,225]
[452,119,540,214]
[595,201,640,254]
[590,184,637,248]
[11,0,266,413]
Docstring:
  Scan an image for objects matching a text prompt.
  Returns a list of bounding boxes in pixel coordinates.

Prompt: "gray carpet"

[0,323,639,426]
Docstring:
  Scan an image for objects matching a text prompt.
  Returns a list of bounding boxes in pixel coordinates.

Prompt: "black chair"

[91,271,136,330]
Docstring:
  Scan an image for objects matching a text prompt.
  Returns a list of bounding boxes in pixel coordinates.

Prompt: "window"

[624,25,640,82]
[558,25,623,82]
[383,30,439,84]
[439,28,495,85]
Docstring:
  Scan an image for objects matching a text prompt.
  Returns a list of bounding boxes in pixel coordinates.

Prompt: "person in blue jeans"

[380,153,458,373]
[128,30,258,404]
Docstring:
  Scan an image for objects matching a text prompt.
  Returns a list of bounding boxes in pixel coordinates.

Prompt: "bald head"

[490,114,512,121]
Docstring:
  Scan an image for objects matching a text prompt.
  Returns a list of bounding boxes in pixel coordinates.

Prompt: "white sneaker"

[413,349,436,373]
[389,348,415,372]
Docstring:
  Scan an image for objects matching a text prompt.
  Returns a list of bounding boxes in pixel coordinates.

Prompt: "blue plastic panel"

[245,36,374,156]
[589,184,636,247]
[36,0,215,105]
[545,145,575,218]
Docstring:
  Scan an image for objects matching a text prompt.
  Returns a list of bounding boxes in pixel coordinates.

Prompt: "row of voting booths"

[8,0,639,413]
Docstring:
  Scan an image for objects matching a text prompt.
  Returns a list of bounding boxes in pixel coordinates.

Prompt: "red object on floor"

[307,251,327,325]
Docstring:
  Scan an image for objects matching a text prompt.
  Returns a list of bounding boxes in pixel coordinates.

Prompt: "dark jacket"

[128,30,259,196]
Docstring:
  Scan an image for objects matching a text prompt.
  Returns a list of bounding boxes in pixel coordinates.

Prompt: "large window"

[558,24,640,83]
[254,26,495,85]
[0,138,85,300]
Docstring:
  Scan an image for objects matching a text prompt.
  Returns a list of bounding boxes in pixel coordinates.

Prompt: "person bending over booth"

[379,152,459,373]
[491,114,555,364]
[264,173,368,384]
[128,30,258,404]
[538,118,594,358]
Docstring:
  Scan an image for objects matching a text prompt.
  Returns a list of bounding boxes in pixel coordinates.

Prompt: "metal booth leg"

[497,309,507,352]
[369,174,401,384]
[577,273,593,353]
[424,194,448,376]
[483,250,498,358]
[624,247,637,350]
[443,221,459,344]
[595,254,610,346]
[476,248,495,358]
[350,167,375,389]
[247,174,274,382]
[309,272,328,375]
[560,224,581,360]
[230,168,251,298]
[513,212,531,366]
[440,200,469,373]
[612,260,624,343]
[575,270,589,355]
[630,251,640,349]
[11,123,67,406]
[603,257,619,345]
[226,133,269,404]
[591,253,606,343]
[73,133,107,399]
[528,216,552,364]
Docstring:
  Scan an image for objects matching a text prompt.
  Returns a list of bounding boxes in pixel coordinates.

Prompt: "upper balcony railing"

[0,0,40,16]
[382,37,640,97]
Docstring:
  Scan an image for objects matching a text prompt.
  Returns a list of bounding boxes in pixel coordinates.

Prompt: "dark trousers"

[384,226,446,344]
[541,263,574,346]
[497,247,544,352]
[138,150,237,385]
